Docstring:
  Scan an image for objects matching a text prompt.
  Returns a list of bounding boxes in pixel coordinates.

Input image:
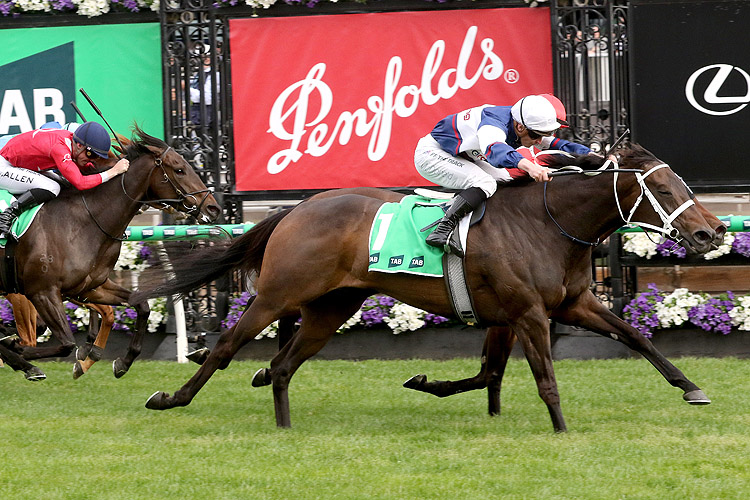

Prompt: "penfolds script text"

[266,26,505,174]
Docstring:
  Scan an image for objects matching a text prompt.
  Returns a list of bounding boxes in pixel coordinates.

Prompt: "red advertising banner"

[230,8,552,192]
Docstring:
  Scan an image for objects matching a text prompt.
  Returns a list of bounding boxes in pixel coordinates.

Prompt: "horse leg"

[0,340,46,380]
[8,294,38,347]
[554,291,709,404]
[512,311,567,433]
[19,293,78,360]
[403,326,517,416]
[145,294,285,411]
[73,303,114,379]
[79,279,145,378]
[260,290,369,428]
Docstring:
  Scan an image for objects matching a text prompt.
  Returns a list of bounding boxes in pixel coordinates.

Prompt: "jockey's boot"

[0,191,40,239]
[425,187,486,257]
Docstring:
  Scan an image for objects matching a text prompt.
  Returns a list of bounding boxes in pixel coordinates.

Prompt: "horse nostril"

[693,230,712,245]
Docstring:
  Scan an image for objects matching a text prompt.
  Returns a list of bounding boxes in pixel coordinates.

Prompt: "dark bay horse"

[137,145,719,432]
[0,126,221,380]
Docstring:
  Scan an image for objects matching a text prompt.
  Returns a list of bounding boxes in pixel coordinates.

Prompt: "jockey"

[414,93,592,256]
[0,121,130,238]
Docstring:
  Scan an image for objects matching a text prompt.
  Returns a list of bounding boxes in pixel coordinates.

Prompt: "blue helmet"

[72,121,111,158]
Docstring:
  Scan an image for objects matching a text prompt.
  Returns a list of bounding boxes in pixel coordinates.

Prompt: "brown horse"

[137,145,719,432]
[0,125,220,381]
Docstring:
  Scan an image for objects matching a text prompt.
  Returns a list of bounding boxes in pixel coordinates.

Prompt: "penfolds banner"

[229,8,553,192]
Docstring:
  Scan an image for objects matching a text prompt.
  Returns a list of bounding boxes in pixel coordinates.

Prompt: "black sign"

[630,0,750,191]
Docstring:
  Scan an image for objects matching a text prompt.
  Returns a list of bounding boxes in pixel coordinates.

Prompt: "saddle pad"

[368,195,448,277]
[0,191,44,247]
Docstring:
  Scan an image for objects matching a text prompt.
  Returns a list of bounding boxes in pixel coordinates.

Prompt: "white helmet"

[511,95,561,133]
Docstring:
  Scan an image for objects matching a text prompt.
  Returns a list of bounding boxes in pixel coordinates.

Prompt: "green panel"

[0,23,163,139]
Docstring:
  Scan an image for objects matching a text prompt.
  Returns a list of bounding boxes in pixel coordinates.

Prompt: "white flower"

[385,302,425,335]
[729,295,750,331]
[703,233,734,260]
[623,233,658,258]
[147,297,167,333]
[16,0,51,11]
[72,0,110,17]
[255,320,278,340]
[114,241,149,272]
[338,309,362,333]
[654,288,705,329]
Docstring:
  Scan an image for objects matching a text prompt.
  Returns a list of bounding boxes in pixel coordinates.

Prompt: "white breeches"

[0,156,61,196]
[414,134,514,198]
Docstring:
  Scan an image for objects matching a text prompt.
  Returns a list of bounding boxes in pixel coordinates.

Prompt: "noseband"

[614,163,695,241]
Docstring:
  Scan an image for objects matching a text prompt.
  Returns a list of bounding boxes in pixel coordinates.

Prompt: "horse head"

[614,144,720,254]
[128,125,221,223]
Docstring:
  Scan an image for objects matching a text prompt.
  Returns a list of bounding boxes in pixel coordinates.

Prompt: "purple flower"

[623,283,664,337]
[687,293,734,335]
[732,233,750,258]
[656,238,686,258]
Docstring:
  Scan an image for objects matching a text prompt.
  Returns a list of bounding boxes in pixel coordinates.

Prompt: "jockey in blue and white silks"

[414,93,592,256]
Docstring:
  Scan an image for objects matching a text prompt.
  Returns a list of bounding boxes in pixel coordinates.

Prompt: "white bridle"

[614,163,695,240]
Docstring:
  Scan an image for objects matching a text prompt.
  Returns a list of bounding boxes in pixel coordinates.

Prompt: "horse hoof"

[251,368,271,387]
[403,374,427,390]
[73,361,85,380]
[112,358,129,379]
[24,366,46,381]
[145,391,170,410]
[683,389,711,405]
[186,347,210,365]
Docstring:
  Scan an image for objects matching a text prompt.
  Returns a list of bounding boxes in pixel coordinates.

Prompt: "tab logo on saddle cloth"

[367,195,446,277]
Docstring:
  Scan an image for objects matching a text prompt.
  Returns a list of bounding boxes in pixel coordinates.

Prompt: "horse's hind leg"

[8,294,38,347]
[404,326,517,416]
[21,293,77,360]
[261,290,369,428]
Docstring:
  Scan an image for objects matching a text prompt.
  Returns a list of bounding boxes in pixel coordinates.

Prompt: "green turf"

[2,357,749,499]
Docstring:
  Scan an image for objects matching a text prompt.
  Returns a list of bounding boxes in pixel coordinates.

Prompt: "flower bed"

[223,292,455,339]
[622,232,750,261]
[623,284,750,338]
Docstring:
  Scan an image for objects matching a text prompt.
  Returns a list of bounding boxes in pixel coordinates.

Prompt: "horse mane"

[122,123,169,160]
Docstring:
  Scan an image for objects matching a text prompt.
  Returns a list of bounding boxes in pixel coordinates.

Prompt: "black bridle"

[82,146,211,240]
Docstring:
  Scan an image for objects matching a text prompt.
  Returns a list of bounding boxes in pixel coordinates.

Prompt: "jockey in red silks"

[414,93,591,256]
[0,121,130,239]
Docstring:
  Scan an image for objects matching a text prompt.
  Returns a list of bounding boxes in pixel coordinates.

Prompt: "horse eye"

[658,190,671,196]
[175,168,185,175]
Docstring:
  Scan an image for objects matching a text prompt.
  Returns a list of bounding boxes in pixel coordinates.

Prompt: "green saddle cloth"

[0,191,44,247]
[368,195,448,277]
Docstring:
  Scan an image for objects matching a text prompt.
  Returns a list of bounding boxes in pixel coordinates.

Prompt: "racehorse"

[0,125,221,381]
[136,144,720,432]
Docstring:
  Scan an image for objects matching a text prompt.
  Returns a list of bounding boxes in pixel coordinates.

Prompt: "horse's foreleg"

[79,280,143,378]
[512,311,567,433]
[73,303,114,379]
[403,326,517,416]
[146,298,283,411]
[21,293,77,360]
[555,292,708,404]
[0,342,46,381]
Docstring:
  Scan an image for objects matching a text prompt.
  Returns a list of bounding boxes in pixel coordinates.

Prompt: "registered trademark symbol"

[504,69,520,84]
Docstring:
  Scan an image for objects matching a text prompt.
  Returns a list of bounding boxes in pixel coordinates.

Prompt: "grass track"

[2,357,750,499]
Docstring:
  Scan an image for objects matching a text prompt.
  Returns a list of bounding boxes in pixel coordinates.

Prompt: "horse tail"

[133,208,293,301]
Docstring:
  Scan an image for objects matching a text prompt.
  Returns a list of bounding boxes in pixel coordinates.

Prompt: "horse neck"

[82,155,153,235]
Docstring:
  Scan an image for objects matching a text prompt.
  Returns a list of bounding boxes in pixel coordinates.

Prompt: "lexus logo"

[685,64,750,116]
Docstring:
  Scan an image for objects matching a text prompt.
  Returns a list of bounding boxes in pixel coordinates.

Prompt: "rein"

[543,168,641,247]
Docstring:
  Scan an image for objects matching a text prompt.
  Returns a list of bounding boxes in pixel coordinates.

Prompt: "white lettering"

[33,88,66,128]
[0,89,33,134]
[265,26,505,174]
